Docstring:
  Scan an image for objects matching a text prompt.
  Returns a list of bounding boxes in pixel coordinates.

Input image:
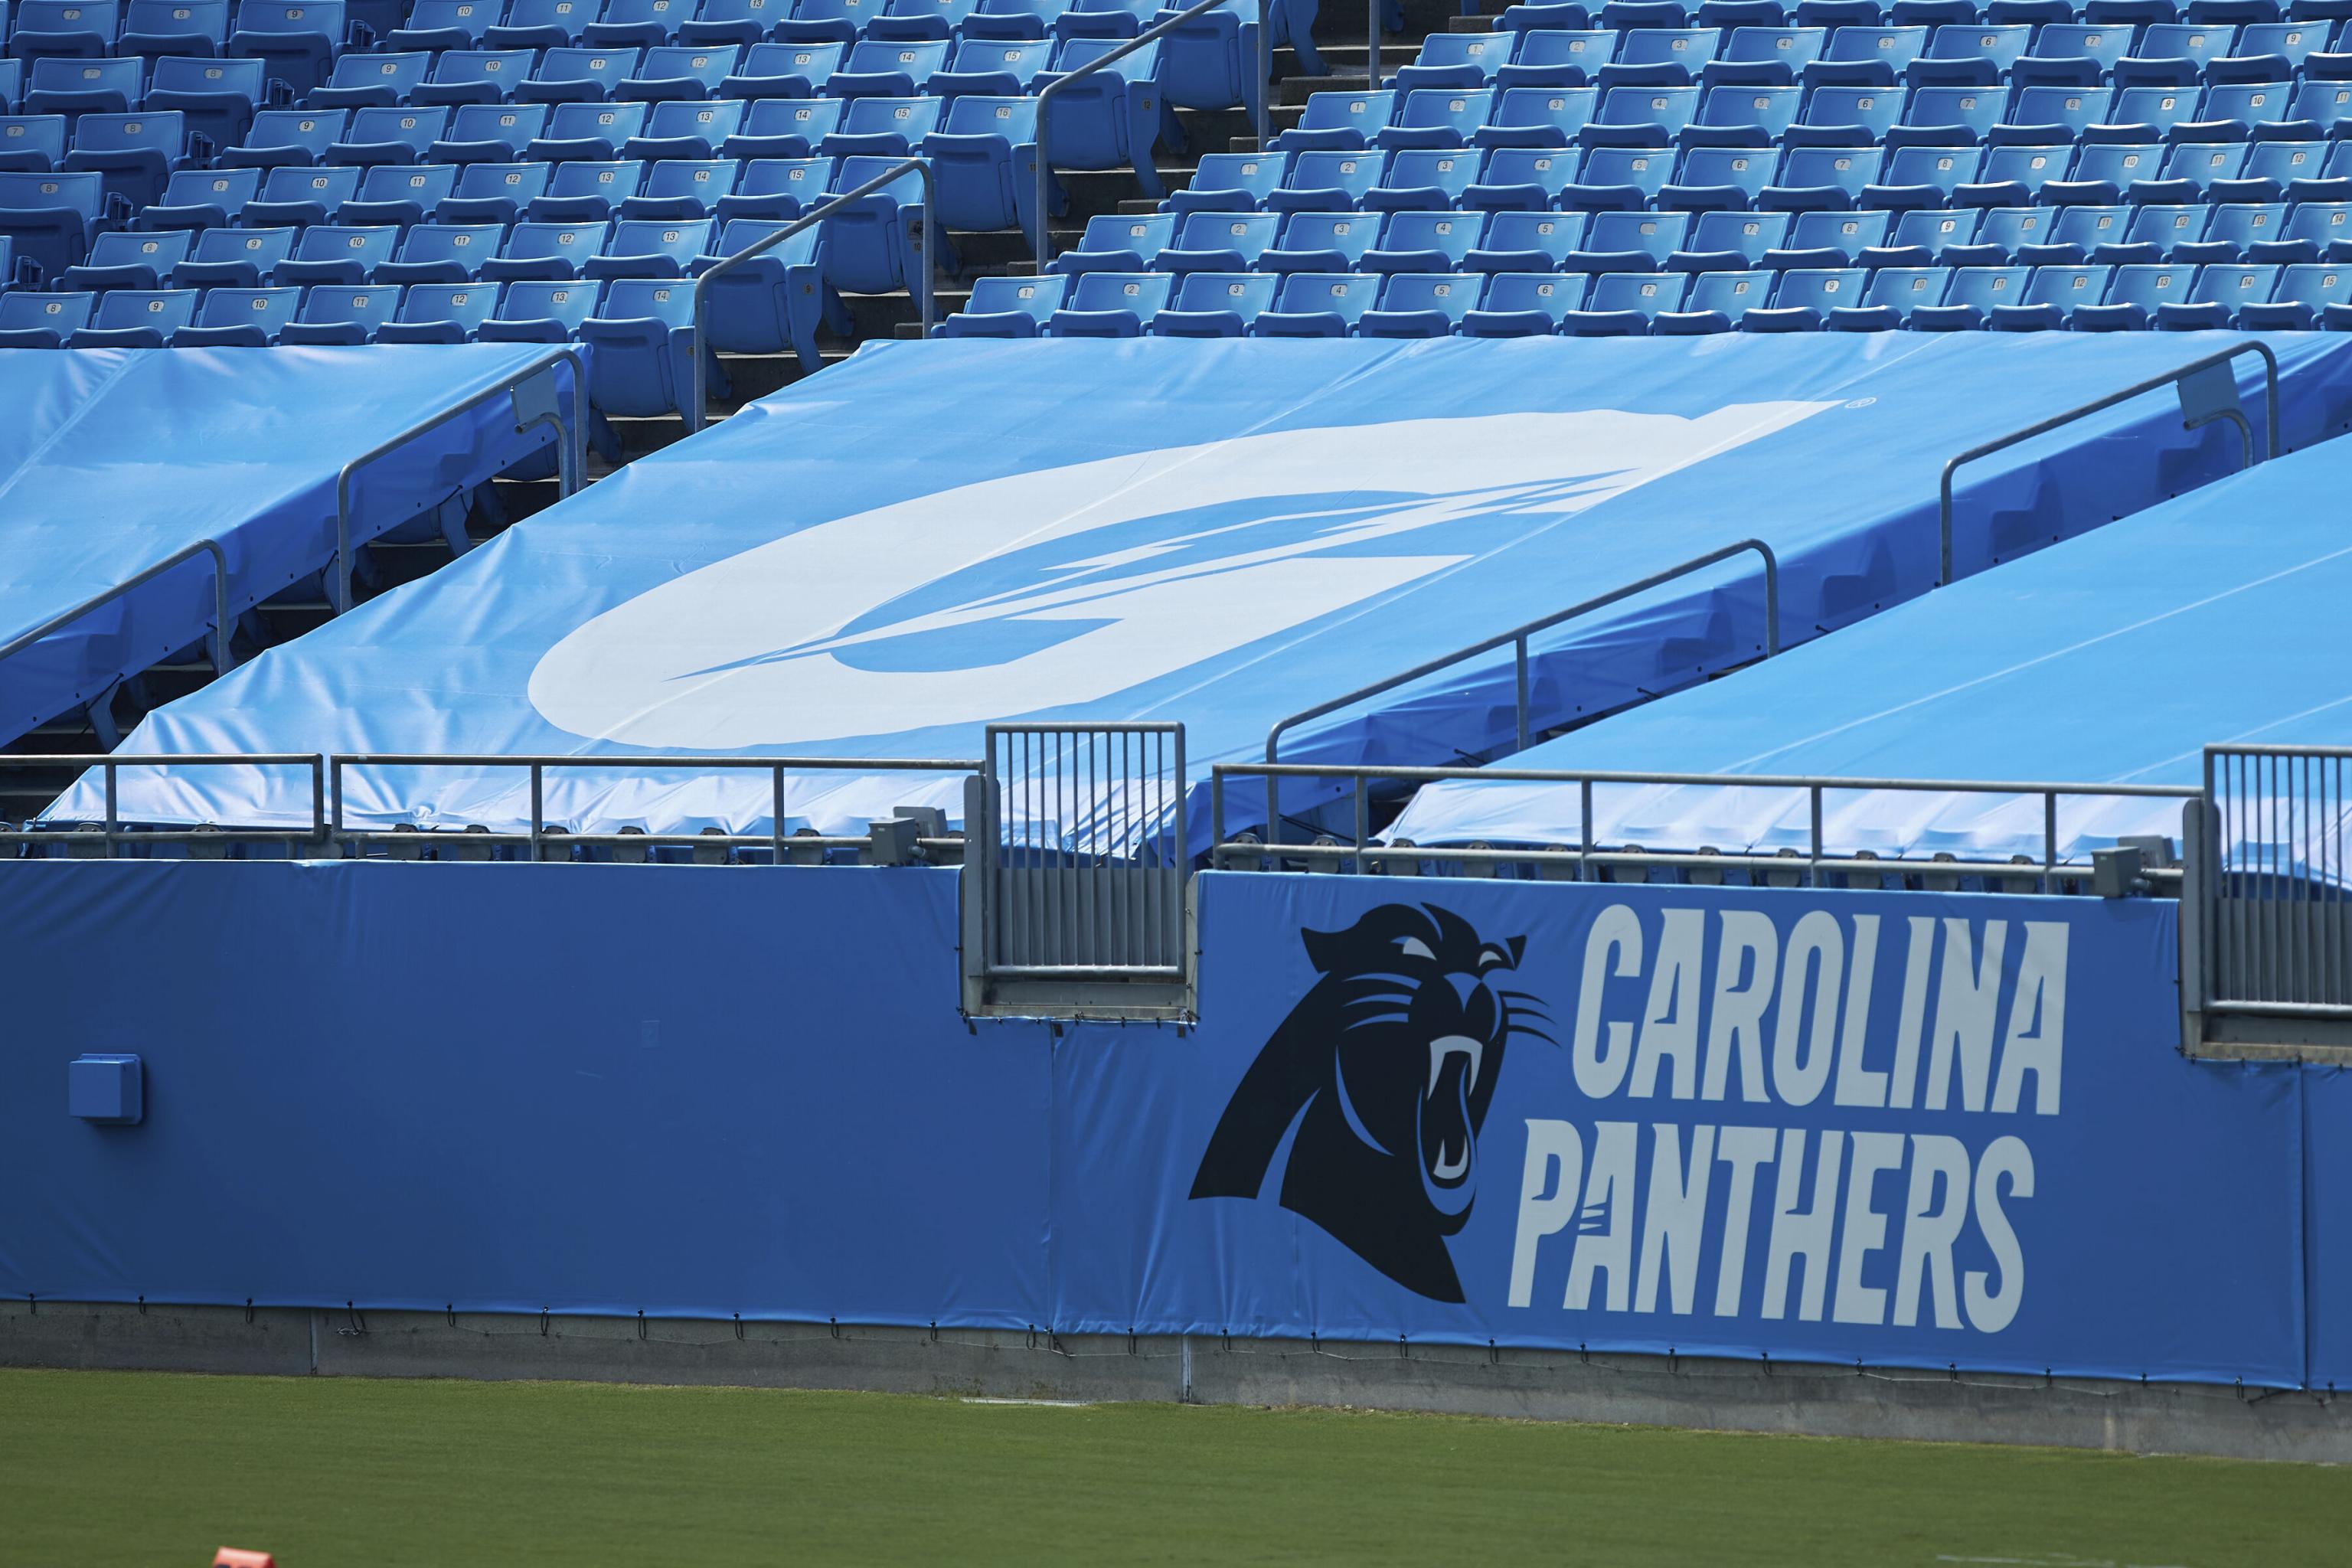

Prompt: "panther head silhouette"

[1189,903,1547,1303]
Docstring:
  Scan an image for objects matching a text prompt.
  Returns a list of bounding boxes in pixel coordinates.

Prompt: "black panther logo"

[1190,903,1547,1303]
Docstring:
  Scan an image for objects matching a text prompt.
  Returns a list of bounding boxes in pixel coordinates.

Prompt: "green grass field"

[2,1367,2344,1566]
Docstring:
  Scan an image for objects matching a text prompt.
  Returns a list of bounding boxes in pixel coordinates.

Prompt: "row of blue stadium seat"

[1065,200,2352,272]
[937,256,2352,332]
[1390,21,2352,93]
[1496,1,2352,28]
[1169,139,2352,213]
[1277,79,2352,152]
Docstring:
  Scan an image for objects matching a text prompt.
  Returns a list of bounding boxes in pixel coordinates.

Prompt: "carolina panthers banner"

[1054,874,2308,1387]
[54,333,2352,837]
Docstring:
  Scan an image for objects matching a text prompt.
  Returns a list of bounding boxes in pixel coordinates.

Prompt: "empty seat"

[1361,207,1485,271]
[1735,264,1862,328]
[1759,143,1883,208]
[587,213,710,276]
[0,286,93,344]
[1354,270,1480,337]
[723,41,844,98]
[624,96,748,158]
[1566,207,1693,268]
[0,168,107,276]
[1036,36,1164,194]
[2256,198,2352,264]
[61,110,185,210]
[2050,140,2172,204]
[931,35,1056,97]
[825,38,948,97]
[1464,207,1589,270]
[2158,260,2279,326]
[580,275,711,419]
[1267,148,1386,212]
[722,96,844,157]
[371,220,507,283]
[170,220,294,283]
[1460,269,1589,333]
[59,223,191,287]
[217,107,346,170]
[411,50,541,108]
[240,161,361,225]
[277,282,400,343]
[145,55,266,148]
[2014,24,2135,89]
[528,160,642,217]
[619,44,744,102]
[388,0,500,51]
[338,162,461,227]
[2072,260,2197,328]
[2240,260,2352,329]
[1782,83,1902,146]
[528,101,652,161]
[681,0,792,45]
[272,220,400,283]
[1578,83,1700,146]
[1910,262,2029,328]
[1250,270,1379,335]
[1465,145,1584,208]
[427,103,551,165]
[1393,33,1512,93]
[813,152,931,291]
[477,275,604,338]
[1559,268,1688,333]
[920,93,1036,234]
[10,2,123,66]
[137,162,259,227]
[688,214,828,364]
[1673,205,1793,267]
[169,281,299,341]
[1865,142,1982,207]
[1958,143,2073,206]
[935,270,1069,335]
[227,1,346,99]
[482,217,610,278]
[0,113,67,172]
[712,152,831,219]
[1906,23,2030,87]
[1652,266,1774,332]
[487,0,596,47]
[67,284,198,345]
[773,0,883,41]
[2179,199,2286,261]
[439,158,556,222]
[374,279,503,341]
[326,107,450,168]
[1145,269,1278,336]
[24,57,142,119]
[1599,27,1724,89]
[1273,90,1396,152]
[1499,29,1621,90]
[518,47,644,105]
[1827,263,1950,328]
[620,155,738,217]
[2095,201,2212,261]
[818,93,942,156]
[308,50,432,110]
[1985,263,2111,330]
[586,0,694,47]
[1656,142,1774,208]
[1888,84,2004,148]
[119,0,233,60]
[1682,82,1802,145]
[1047,209,1171,271]
[1998,87,2115,145]
[1260,207,1381,271]
[1368,146,1485,209]
[1164,149,1287,214]
[961,0,1069,39]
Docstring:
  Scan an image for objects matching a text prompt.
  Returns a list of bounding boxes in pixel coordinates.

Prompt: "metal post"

[1033,0,1269,266]
[690,158,934,430]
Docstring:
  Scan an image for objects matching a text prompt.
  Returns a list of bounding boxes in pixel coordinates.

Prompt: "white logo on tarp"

[529,407,1833,747]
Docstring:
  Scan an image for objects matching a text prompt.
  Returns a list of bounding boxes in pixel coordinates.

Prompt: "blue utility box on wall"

[68,1054,143,1125]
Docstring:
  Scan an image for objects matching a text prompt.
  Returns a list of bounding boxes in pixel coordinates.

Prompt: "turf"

[2,1367,2344,1566]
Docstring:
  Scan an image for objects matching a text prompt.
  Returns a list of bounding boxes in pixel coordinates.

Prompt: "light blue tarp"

[0,345,578,747]
[52,332,2352,839]
[1387,427,2352,862]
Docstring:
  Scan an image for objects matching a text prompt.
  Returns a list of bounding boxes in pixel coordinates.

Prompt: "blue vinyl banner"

[2307,1065,2352,1390]
[55,332,2352,841]
[1055,874,2306,1386]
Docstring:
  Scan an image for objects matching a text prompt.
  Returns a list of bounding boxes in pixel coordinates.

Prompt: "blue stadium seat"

[1361,207,1485,271]
[1700,26,1828,87]
[1392,32,1511,93]
[0,285,92,344]
[1040,265,1168,335]
[1886,84,2004,149]
[2228,22,2329,81]
[1155,0,1266,116]
[518,47,645,106]
[1652,265,1772,331]
[2283,80,2352,138]
[930,36,1056,96]
[137,162,257,227]
[387,0,500,50]
[818,93,942,156]
[962,0,1068,38]
[145,56,265,149]
[488,0,597,48]
[1577,83,1700,146]
[1565,205,1692,267]
[2211,139,2329,204]
[1367,145,1484,209]
[0,113,66,172]
[306,51,430,112]
[1459,269,1587,333]
[524,159,642,217]
[2118,22,2239,87]
[1678,82,1801,145]
[119,0,233,60]
[439,160,555,222]
[817,152,936,290]
[371,220,505,283]
[1037,37,1163,193]
[1357,270,1481,336]
[2014,24,2135,89]
[9,2,122,66]
[1996,87,2115,145]
[586,213,710,276]
[2157,260,2278,325]
[374,279,502,340]
[1782,83,1902,145]
[775,0,883,41]
[581,276,714,419]
[2098,85,2213,144]
[1655,142,1772,208]
[1250,270,1378,335]
[217,108,348,170]
[681,0,792,45]
[724,41,844,97]
[277,281,400,342]
[425,104,547,165]
[935,270,1068,335]
[1864,143,1982,207]
[1462,206,1589,269]
[59,223,189,286]
[1911,262,2028,328]
[711,152,831,218]
[528,101,652,161]
[1825,263,1948,327]
[1558,267,1687,332]
[67,283,198,345]
[1672,204,1792,266]
[240,162,361,226]
[337,162,461,227]
[920,92,1036,234]
[1047,209,1171,270]
[1800,24,1929,88]
[1454,144,1574,208]
[1049,0,1156,41]
[1766,204,1890,264]
[2071,260,2197,328]
[1259,207,1380,270]
[619,44,746,102]
[2094,201,2212,262]
[1498,29,1620,90]
[2034,201,2132,262]
[1984,262,2110,330]
[227,1,346,99]
[1958,142,2073,206]
[587,0,694,47]
[2053,140,2177,204]
[871,0,978,40]
[476,275,603,338]
[1759,142,1882,208]
[412,50,541,109]
[2197,80,2301,139]
[2241,260,2352,329]
[482,217,611,278]
[1273,90,1396,152]
[2178,199,2286,261]
[1145,268,1277,336]
[2253,198,2352,263]
[1735,263,1860,328]
[721,95,843,157]
[623,98,747,158]
[168,281,298,341]
[619,155,737,217]
[169,220,292,283]
[1266,148,1386,211]
[1165,149,1287,213]
[1905,23,2030,87]
[0,168,109,277]
[272,220,399,283]
[325,107,450,168]
[1594,27,1721,90]
[24,57,142,119]
[61,110,185,213]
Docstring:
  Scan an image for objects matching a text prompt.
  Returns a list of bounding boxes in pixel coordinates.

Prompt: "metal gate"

[2194,743,2352,1033]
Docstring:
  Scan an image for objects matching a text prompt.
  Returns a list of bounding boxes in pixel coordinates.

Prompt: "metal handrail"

[1936,339,2280,588]
[0,538,236,738]
[1032,0,1270,265]
[0,753,325,848]
[333,347,585,613]
[1212,758,2200,893]
[688,158,935,432]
